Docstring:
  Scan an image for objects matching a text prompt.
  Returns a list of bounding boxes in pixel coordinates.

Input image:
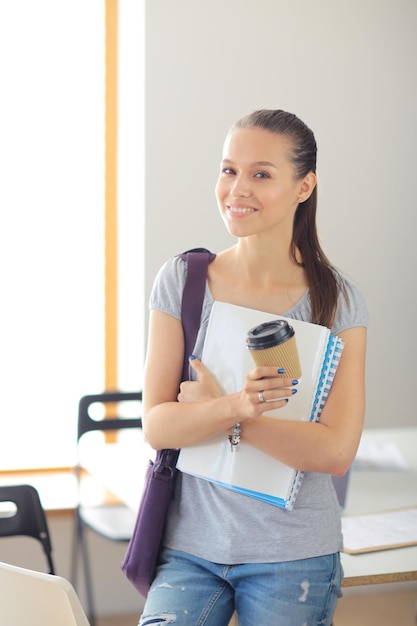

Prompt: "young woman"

[139,109,368,626]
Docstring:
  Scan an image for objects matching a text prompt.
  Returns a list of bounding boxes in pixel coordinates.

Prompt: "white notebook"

[177,302,344,510]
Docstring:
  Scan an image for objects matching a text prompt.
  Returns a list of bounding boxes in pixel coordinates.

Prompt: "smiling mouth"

[227,206,256,214]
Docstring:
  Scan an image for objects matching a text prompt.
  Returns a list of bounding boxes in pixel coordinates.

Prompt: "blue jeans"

[138,548,343,626]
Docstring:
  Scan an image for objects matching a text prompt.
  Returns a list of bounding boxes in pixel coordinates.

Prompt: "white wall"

[145,0,417,428]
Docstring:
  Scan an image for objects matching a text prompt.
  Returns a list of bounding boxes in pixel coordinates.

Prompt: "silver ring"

[258,391,265,403]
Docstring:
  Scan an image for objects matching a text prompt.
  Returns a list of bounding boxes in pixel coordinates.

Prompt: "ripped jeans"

[138,548,343,626]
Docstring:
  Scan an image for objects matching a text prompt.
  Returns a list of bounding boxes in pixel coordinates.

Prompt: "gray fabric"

[149,255,369,564]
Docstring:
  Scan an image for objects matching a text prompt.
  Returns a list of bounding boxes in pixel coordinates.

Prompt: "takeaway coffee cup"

[246,319,302,379]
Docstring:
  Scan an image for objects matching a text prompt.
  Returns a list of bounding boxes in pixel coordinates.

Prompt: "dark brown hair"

[232,109,344,328]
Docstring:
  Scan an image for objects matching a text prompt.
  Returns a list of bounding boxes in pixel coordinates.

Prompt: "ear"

[297,172,317,203]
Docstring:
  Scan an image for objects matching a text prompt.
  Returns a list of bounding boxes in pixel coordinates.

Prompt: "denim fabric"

[138,548,343,626]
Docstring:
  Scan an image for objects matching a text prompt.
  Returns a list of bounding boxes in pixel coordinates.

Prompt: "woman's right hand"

[178,357,296,423]
[177,356,224,404]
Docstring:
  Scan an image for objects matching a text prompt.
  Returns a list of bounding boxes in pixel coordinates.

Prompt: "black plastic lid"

[246,320,295,349]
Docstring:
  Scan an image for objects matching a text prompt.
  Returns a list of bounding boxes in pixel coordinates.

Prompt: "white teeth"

[228,206,255,213]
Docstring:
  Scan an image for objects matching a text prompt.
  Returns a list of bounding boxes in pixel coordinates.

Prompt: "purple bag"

[121,249,215,597]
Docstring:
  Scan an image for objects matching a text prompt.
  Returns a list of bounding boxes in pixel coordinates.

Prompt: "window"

[0,0,144,470]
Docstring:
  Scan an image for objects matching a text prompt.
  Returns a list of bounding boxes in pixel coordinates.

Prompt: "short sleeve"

[331,277,369,335]
[149,256,187,320]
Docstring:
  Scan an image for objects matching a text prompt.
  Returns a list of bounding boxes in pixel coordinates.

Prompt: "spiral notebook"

[177,302,344,510]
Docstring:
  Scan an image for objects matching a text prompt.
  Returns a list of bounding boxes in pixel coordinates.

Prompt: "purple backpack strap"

[178,248,216,381]
[153,248,215,475]
[120,248,216,597]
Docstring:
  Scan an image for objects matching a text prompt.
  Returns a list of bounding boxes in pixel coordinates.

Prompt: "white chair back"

[0,561,90,626]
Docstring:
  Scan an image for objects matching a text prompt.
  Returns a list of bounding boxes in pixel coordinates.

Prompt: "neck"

[233,238,301,286]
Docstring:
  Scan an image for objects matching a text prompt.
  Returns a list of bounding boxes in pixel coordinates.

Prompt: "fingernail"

[292,379,299,385]
[277,368,286,374]
[291,389,298,395]
[189,354,196,361]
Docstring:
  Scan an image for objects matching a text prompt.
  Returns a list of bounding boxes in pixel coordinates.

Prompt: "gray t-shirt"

[150,255,369,564]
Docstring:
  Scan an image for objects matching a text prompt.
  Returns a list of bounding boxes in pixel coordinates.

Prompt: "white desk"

[340,426,417,586]
[81,426,417,588]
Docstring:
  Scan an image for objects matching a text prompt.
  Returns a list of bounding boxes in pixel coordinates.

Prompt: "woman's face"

[215,127,313,240]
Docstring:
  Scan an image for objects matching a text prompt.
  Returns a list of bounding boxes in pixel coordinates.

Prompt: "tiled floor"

[97,588,417,625]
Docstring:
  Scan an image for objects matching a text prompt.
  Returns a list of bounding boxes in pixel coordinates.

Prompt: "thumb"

[188,354,207,378]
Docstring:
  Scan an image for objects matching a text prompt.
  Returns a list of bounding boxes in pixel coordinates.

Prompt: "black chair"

[71,391,142,626]
[0,484,55,575]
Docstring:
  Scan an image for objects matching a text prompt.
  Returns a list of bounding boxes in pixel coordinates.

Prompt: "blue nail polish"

[291,389,298,394]
[189,354,196,361]
[277,368,286,374]
[292,379,299,385]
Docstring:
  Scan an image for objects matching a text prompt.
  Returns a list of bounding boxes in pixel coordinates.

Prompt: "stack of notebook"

[178,302,344,510]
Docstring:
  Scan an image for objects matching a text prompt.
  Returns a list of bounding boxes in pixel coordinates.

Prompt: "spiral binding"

[285,334,345,510]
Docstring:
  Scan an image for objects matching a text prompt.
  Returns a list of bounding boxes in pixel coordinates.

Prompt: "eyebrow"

[222,158,277,169]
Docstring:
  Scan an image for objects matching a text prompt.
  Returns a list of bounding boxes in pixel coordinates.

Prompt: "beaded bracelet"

[228,422,241,450]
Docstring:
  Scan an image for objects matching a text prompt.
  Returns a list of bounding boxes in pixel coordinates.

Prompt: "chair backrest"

[0,484,55,574]
[75,391,143,511]
[0,560,90,626]
[78,391,142,441]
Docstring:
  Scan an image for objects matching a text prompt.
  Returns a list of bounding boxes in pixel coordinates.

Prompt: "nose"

[230,174,251,197]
